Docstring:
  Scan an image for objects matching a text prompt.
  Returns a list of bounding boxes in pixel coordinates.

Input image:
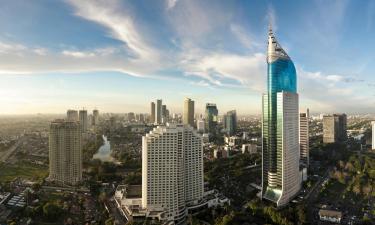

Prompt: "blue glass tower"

[262,26,301,207]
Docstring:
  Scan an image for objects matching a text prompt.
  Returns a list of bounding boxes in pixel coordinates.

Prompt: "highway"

[0,137,24,162]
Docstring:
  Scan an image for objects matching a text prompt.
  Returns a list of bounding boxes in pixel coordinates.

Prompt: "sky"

[1,0,375,115]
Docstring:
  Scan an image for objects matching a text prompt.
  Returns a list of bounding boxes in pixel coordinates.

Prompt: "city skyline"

[1,0,375,114]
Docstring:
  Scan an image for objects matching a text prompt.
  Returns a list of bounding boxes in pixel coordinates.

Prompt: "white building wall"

[49,120,82,185]
[277,92,301,207]
[142,124,203,222]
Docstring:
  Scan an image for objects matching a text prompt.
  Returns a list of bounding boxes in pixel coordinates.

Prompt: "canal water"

[93,135,115,162]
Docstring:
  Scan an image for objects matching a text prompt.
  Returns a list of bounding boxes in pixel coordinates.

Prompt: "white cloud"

[166,0,178,10]
[62,50,96,58]
[66,0,160,63]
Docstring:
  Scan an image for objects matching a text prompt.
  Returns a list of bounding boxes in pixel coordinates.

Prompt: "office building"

[223,110,237,136]
[205,103,218,135]
[262,26,301,207]
[128,112,135,122]
[142,124,204,224]
[92,109,99,126]
[323,114,347,143]
[197,119,205,133]
[49,120,82,185]
[151,102,155,123]
[79,110,88,133]
[67,109,78,121]
[183,98,195,127]
[156,99,162,125]
[300,109,309,168]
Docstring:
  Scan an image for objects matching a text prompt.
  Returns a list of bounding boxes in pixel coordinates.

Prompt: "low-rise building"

[318,209,342,223]
[241,144,257,154]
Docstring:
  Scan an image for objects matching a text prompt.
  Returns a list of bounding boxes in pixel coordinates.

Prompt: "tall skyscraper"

[223,110,237,136]
[67,109,78,121]
[299,109,309,168]
[183,98,195,127]
[372,121,375,150]
[142,124,204,223]
[49,119,82,185]
[92,109,99,126]
[262,26,301,207]
[79,110,88,133]
[156,99,162,125]
[150,102,156,124]
[323,114,347,143]
[205,103,218,135]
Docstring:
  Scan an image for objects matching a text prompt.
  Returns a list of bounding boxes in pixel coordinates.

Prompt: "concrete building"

[79,110,88,133]
[142,124,204,224]
[242,144,257,154]
[128,112,135,122]
[197,119,205,133]
[183,98,195,128]
[156,99,162,125]
[223,110,237,136]
[323,114,347,143]
[318,209,342,223]
[67,109,78,121]
[49,120,82,185]
[299,109,309,168]
[92,109,99,126]
[262,26,301,207]
[150,102,155,124]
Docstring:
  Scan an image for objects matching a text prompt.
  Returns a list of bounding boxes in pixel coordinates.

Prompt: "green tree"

[43,202,61,221]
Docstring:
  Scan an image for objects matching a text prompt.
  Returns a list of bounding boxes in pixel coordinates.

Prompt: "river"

[92,135,115,162]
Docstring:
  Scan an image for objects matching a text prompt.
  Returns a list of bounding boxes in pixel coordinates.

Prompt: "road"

[107,197,127,225]
[0,137,24,162]
[305,167,332,223]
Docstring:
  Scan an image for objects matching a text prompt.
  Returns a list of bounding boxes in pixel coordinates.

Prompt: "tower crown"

[267,27,290,63]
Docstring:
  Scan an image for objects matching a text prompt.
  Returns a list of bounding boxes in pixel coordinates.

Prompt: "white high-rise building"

[49,119,82,185]
[142,124,204,224]
[300,109,309,168]
[197,119,205,133]
[372,121,375,150]
[67,109,78,121]
[79,110,88,133]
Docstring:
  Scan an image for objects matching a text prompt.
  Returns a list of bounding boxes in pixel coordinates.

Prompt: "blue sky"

[1,0,375,115]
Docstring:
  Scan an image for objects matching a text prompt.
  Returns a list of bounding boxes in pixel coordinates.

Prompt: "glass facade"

[268,59,296,94]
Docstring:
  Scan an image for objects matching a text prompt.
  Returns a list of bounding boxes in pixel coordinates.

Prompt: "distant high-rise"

[372,121,375,150]
[183,98,195,127]
[197,119,205,133]
[150,102,155,123]
[300,109,309,168]
[142,124,204,223]
[161,105,168,123]
[92,109,99,126]
[224,110,237,136]
[49,120,82,185]
[79,110,88,133]
[156,99,162,125]
[67,109,78,121]
[128,112,135,122]
[205,103,218,135]
[323,114,347,143]
[262,26,301,207]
